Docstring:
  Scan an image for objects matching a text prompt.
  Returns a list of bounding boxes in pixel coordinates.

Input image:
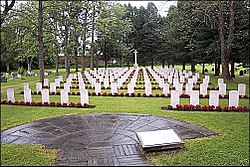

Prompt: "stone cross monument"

[133,49,138,68]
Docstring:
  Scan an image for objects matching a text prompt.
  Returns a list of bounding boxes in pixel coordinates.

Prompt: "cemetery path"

[1,113,216,166]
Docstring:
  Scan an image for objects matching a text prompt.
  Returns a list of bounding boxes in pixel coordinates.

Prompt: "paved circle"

[1,113,216,166]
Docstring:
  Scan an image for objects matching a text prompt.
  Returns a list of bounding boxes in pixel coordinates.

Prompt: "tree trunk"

[202,63,205,74]
[214,61,219,76]
[182,63,185,70]
[6,62,10,72]
[1,0,15,25]
[64,24,70,78]
[81,44,86,73]
[231,59,235,78]
[74,47,78,72]
[55,45,59,74]
[217,1,236,81]
[162,59,165,68]
[168,64,170,68]
[38,0,45,84]
[90,2,95,70]
[172,64,174,68]
[151,58,154,69]
[191,62,195,72]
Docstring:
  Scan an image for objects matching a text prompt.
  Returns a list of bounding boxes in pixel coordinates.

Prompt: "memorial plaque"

[229,90,239,107]
[136,129,184,152]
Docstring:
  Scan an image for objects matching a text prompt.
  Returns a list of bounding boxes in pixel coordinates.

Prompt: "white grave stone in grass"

[159,78,165,88]
[128,83,134,95]
[111,82,118,95]
[42,89,50,104]
[170,90,180,108]
[229,90,239,107]
[7,88,15,103]
[23,83,29,90]
[205,75,210,82]
[24,89,32,103]
[44,79,49,87]
[190,90,199,106]
[238,83,246,96]
[209,91,219,107]
[104,78,109,89]
[192,76,198,84]
[58,76,63,82]
[218,78,224,85]
[168,75,173,84]
[145,83,152,96]
[188,78,193,85]
[60,90,68,104]
[219,83,226,96]
[79,81,85,90]
[173,78,179,88]
[200,83,207,96]
[195,73,200,78]
[175,83,183,96]
[95,83,101,94]
[50,83,56,93]
[185,83,193,95]
[80,89,89,105]
[36,83,42,93]
[64,83,70,92]
[202,78,209,87]
[55,78,61,87]
[163,84,170,95]
[180,76,185,83]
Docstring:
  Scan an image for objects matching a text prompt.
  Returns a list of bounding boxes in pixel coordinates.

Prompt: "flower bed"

[0,100,95,108]
[161,104,249,112]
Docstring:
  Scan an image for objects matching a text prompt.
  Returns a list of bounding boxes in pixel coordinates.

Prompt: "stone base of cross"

[134,63,138,68]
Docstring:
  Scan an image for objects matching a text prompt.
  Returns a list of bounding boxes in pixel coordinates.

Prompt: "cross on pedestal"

[133,49,138,68]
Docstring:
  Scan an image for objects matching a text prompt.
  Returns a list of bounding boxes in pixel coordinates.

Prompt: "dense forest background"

[1,1,249,82]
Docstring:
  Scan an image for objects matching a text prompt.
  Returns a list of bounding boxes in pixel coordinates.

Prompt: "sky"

[115,1,178,17]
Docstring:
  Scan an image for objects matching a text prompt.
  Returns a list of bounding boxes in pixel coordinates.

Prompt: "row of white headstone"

[6,87,89,105]
[170,90,241,108]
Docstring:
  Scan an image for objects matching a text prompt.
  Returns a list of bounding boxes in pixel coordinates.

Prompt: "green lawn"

[1,66,249,166]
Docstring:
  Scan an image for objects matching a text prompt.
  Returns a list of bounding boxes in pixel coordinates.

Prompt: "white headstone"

[218,78,224,85]
[128,83,134,95]
[219,83,226,96]
[185,83,193,95]
[209,91,219,107]
[36,83,42,93]
[42,89,50,104]
[238,84,246,96]
[64,83,70,92]
[80,89,89,105]
[95,83,101,94]
[50,83,56,93]
[145,83,152,96]
[170,90,180,108]
[190,91,199,106]
[229,90,239,107]
[60,90,68,104]
[162,84,170,95]
[175,83,183,96]
[111,82,118,95]
[23,83,29,90]
[24,89,32,103]
[7,88,15,103]
[44,79,49,87]
[200,83,207,96]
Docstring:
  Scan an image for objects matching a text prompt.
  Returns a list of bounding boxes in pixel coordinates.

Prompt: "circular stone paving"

[1,113,216,166]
